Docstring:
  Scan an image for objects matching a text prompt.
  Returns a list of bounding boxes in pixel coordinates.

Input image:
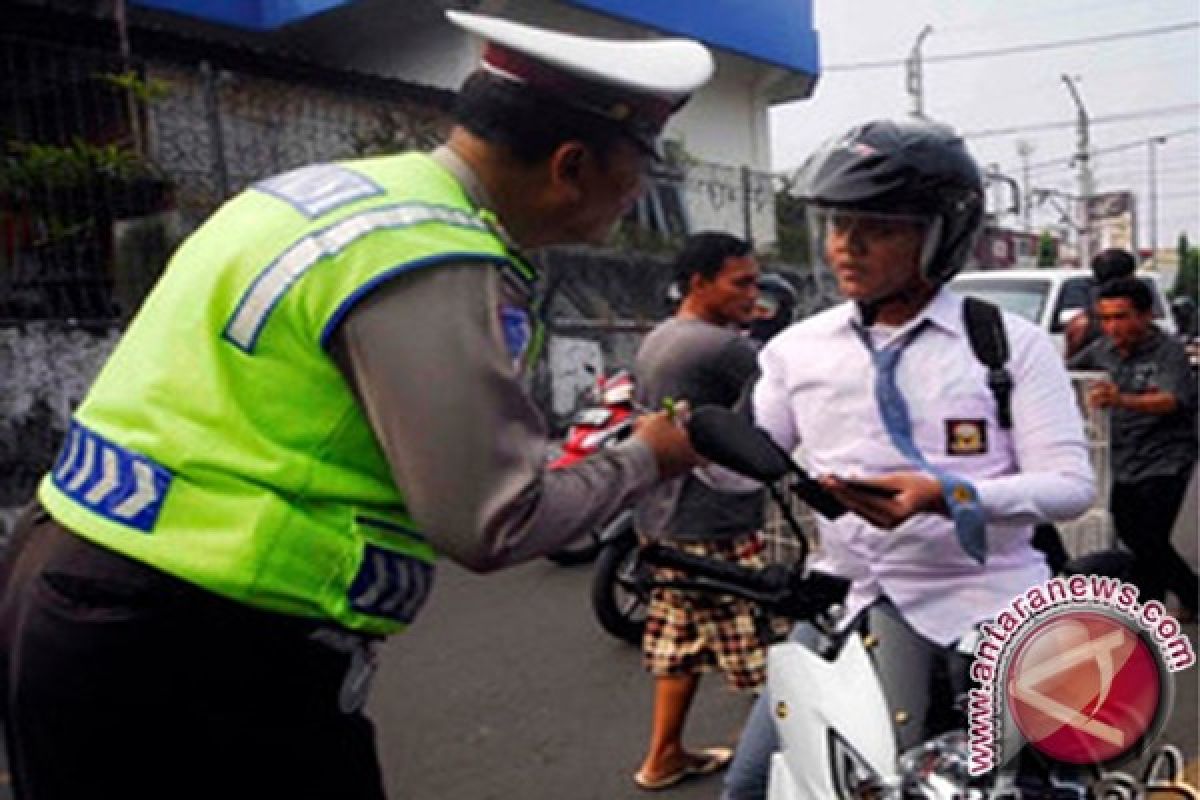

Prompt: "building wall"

[147,61,453,227]
[278,0,779,172]
[0,325,120,534]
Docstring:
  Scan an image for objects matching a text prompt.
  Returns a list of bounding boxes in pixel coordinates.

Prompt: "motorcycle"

[656,405,1193,799]
[589,401,846,647]
[589,508,643,643]
[545,369,636,566]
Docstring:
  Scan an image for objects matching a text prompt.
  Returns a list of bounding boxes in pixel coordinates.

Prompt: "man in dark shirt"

[1070,276,1198,619]
[1064,248,1137,359]
[632,232,771,791]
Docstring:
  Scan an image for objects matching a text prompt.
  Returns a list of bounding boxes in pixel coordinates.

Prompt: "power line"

[824,21,1198,71]
[996,127,1200,174]
[961,104,1200,139]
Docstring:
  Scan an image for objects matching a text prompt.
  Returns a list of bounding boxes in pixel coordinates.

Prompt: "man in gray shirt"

[633,232,775,791]
[1070,276,1198,619]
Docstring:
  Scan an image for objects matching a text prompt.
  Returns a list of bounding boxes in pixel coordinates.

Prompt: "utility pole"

[1061,74,1094,268]
[906,25,934,118]
[1147,135,1167,269]
[1016,140,1034,232]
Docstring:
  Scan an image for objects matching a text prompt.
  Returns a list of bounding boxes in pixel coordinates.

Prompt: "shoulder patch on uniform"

[255,164,383,219]
[945,418,987,456]
[499,305,533,368]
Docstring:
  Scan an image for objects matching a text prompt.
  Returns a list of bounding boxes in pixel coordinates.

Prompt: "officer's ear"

[548,141,588,203]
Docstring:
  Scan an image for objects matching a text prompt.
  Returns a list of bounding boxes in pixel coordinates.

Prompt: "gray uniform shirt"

[327,147,658,572]
[1069,326,1198,483]
[634,316,764,541]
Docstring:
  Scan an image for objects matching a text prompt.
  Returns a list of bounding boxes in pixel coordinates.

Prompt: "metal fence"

[0,35,160,325]
[1,33,824,330]
[0,33,455,326]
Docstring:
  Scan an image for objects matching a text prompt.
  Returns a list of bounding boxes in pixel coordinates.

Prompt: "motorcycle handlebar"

[640,542,851,621]
[641,542,790,594]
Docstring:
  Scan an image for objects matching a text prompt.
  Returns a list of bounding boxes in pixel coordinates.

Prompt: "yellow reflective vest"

[40,153,535,634]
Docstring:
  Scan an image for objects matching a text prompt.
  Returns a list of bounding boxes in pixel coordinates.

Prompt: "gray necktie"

[853,322,988,564]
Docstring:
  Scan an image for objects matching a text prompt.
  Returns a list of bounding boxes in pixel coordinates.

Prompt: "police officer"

[0,12,711,800]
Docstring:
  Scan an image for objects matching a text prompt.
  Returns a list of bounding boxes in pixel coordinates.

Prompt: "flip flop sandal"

[633,746,734,791]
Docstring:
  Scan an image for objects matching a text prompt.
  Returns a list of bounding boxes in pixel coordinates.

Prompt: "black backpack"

[962,296,1014,430]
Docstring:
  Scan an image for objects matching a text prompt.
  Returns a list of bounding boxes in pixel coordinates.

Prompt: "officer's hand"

[820,471,945,530]
[633,410,702,480]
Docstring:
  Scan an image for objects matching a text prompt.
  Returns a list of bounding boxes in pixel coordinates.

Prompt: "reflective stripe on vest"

[225,202,490,352]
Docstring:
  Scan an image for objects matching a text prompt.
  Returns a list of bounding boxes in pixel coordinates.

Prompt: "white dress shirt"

[754,288,1095,645]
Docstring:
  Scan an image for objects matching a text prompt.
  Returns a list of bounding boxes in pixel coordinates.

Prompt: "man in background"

[1069,276,1198,620]
[1064,247,1137,358]
[633,232,773,791]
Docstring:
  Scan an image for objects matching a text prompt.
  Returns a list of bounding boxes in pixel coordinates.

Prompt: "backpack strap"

[962,296,1014,430]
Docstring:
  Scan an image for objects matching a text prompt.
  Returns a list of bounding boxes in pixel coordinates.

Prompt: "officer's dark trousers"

[0,505,387,800]
[1111,470,1199,613]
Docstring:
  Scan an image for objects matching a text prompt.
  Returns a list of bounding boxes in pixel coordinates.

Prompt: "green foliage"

[99,70,172,104]
[0,138,156,196]
[1036,230,1058,267]
[773,175,811,267]
[1173,233,1199,302]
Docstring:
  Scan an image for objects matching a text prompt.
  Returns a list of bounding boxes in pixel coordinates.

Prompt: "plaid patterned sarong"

[641,532,783,691]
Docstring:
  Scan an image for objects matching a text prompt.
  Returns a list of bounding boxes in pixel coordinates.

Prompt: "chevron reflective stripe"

[52,420,173,533]
[223,203,490,352]
[347,543,435,624]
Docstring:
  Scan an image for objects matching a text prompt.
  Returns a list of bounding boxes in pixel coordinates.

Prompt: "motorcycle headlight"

[829,730,903,799]
[896,731,973,800]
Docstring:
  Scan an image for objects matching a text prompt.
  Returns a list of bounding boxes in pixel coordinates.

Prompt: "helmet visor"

[805,207,942,292]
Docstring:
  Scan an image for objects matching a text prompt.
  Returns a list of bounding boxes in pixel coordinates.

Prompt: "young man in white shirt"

[721,119,1095,799]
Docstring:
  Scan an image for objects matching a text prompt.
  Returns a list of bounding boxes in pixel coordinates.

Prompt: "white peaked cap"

[447,10,714,154]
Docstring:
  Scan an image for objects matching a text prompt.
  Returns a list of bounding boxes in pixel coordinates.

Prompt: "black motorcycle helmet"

[747,272,799,344]
[798,119,985,289]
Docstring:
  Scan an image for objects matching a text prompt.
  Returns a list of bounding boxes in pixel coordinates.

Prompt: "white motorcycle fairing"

[766,634,897,800]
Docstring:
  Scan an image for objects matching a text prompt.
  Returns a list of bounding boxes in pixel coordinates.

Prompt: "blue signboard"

[564,0,819,76]
[131,0,819,84]
[131,0,354,30]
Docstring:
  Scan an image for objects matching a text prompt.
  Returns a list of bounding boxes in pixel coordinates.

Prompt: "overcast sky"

[769,0,1199,255]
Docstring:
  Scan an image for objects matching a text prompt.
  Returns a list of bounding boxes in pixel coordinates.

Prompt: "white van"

[949,268,1176,354]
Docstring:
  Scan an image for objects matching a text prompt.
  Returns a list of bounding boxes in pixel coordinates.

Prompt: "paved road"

[374,558,752,800]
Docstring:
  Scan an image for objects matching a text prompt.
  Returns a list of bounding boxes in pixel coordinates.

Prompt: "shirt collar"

[431,145,493,211]
[430,145,530,271]
[841,286,962,339]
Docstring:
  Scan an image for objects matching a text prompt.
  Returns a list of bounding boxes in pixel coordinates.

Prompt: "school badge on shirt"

[946,418,987,456]
[499,305,533,370]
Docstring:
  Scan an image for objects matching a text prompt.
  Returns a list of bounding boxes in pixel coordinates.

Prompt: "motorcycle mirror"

[686,406,790,482]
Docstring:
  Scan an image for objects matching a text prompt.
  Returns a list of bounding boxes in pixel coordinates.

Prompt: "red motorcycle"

[544,371,638,566]
[545,369,637,565]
